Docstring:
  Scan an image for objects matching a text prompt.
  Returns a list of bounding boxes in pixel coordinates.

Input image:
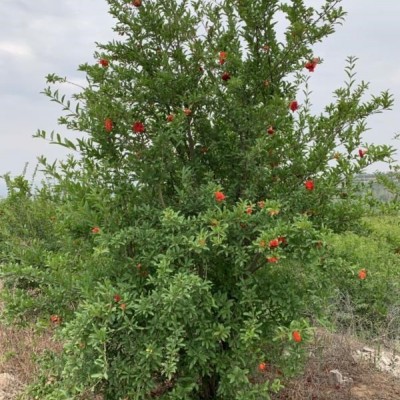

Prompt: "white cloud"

[0,41,34,58]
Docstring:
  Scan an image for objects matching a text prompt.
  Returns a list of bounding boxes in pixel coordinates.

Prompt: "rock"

[380,354,392,367]
[329,369,343,386]
[353,346,400,379]
[329,369,353,387]
[362,346,375,353]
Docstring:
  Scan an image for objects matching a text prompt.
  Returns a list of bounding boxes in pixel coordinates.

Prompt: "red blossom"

[289,100,299,112]
[358,148,368,158]
[258,362,268,372]
[292,330,302,343]
[219,51,227,65]
[267,256,279,263]
[104,118,113,133]
[91,226,101,234]
[221,72,231,81]
[358,269,367,280]
[257,201,265,209]
[132,0,142,6]
[304,58,319,72]
[183,108,192,116]
[267,126,275,135]
[304,180,314,191]
[269,239,279,248]
[166,114,175,122]
[120,303,127,311]
[132,121,145,134]
[246,206,253,215]
[99,58,109,68]
[50,315,61,325]
[113,294,122,303]
[277,236,286,244]
[214,191,226,202]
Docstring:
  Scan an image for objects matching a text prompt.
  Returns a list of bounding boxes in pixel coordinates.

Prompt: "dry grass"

[0,325,62,385]
[272,329,400,400]
[0,280,63,398]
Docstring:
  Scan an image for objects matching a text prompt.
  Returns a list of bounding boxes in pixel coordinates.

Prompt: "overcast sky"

[1,1,399,195]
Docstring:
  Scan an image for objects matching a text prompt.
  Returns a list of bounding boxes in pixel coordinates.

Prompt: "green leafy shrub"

[1,0,397,399]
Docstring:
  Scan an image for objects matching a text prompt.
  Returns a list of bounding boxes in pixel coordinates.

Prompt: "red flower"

[269,239,279,248]
[91,226,100,234]
[246,206,253,215]
[99,58,109,68]
[113,294,122,303]
[104,118,113,133]
[183,108,192,116]
[166,114,174,122]
[292,330,302,343]
[289,100,299,112]
[267,126,275,135]
[304,180,314,191]
[219,51,227,65]
[258,362,268,372]
[257,200,265,209]
[277,236,286,244]
[214,191,226,202]
[304,58,319,72]
[132,121,145,134]
[267,256,279,263]
[120,303,127,311]
[50,315,61,325]
[358,269,367,280]
[221,72,231,81]
[358,148,368,158]
[132,0,142,6]
[262,44,270,52]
